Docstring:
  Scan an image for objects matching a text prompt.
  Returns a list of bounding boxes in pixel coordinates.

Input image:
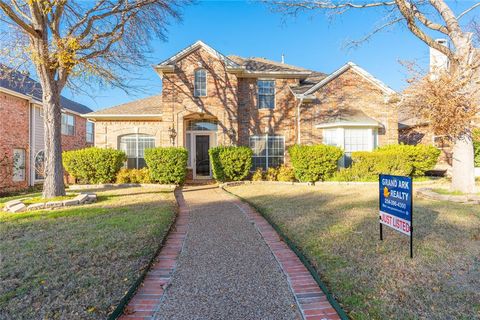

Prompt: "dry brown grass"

[0,186,176,319]
[227,183,480,320]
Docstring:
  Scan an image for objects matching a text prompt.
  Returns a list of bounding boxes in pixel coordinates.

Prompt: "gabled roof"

[156,40,241,69]
[85,95,162,120]
[301,62,396,96]
[0,66,93,114]
[315,109,383,128]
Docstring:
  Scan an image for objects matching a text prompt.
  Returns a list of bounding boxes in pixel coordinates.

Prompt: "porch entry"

[186,119,217,179]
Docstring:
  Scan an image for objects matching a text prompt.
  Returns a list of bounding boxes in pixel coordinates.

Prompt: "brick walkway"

[119,186,341,320]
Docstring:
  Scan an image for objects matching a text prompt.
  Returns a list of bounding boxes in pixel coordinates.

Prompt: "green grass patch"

[0,187,176,319]
[227,184,480,320]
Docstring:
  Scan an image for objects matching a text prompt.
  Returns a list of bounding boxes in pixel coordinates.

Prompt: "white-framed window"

[323,127,377,166]
[13,148,26,182]
[86,121,94,143]
[249,134,284,170]
[194,69,207,97]
[119,134,155,169]
[61,113,75,136]
[257,80,275,109]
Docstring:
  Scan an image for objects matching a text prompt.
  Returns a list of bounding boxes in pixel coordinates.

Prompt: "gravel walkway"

[153,185,302,320]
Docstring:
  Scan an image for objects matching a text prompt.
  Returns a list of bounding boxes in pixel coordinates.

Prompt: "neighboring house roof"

[315,109,383,128]
[290,71,328,95]
[0,66,93,114]
[85,95,162,120]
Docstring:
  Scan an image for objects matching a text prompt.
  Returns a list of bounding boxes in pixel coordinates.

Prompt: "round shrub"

[277,165,295,182]
[209,146,253,182]
[288,144,343,182]
[145,147,188,184]
[63,147,126,184]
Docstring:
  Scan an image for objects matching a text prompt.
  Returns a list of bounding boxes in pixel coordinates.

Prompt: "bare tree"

[0,0,189,198]
[269,0,480,193]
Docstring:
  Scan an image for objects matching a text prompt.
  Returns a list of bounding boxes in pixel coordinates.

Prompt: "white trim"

[84,114,163,120]
[156,40,241,69]
[316,122,382,129]
[187,131,216,179]
[303,62,396,96]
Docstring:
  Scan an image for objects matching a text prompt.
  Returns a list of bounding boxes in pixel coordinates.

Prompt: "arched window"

[34,150,45,180]
[194,69,207,97]
[119,134,155,169]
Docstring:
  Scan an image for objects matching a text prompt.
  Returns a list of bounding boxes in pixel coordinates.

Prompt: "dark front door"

[195,135,210,177]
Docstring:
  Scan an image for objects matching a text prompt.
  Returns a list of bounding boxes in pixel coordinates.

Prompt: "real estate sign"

[379,174,413,257]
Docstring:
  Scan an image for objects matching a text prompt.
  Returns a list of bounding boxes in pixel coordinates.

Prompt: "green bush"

[277,165,295,182]
[144,147,188,184]
[252,168,264,181]
[475,142,480,167]
[116,168,151,184]
[331,150,413,182]
[265,167,278,181]
[330,144,441,182]
[209,146,253,182]
[377,144,440,176]
[288,144,343,182]
[63,147,126,184]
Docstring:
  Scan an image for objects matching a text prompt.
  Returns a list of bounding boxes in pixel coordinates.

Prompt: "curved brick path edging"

[118,190,190,320]
[118,186,343,320]
[220,189,344,320]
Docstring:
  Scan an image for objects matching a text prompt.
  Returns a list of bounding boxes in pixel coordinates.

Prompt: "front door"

[195,135,210,178]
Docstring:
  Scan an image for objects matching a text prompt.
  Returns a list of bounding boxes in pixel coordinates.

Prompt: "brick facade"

[0,92,30,191]
[0,91,92,193]
[88,41,398,177]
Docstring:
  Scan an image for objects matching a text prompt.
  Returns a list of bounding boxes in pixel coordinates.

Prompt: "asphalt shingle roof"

[316,108,381,127]
[0,66,92,114]
[87,94,162,116]
[228,55,310,73]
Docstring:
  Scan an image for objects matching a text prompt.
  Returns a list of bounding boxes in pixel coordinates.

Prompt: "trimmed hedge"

[376,144,440,176]
[332,144,441,182]
[144,147,188,184]
[209,146,253,182]
[63,147,126,184]
[277,165,295,182]
[288,144,343,182]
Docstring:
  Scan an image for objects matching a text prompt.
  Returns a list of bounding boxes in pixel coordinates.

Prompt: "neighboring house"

[398,39,464,171]
[0,68,94,191]
[86,40,398,179]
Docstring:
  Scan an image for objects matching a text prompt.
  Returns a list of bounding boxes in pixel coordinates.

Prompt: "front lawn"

[226,183,480,320]
[0,186,176,319]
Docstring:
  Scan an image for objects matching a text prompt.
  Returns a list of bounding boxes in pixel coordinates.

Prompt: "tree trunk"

[42,83,66,198]
[451,134,476,193]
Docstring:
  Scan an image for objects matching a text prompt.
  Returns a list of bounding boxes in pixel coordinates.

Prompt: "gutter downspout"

[296,96,304,144]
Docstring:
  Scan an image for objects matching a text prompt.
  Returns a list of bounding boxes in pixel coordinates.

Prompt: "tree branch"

[457,2,480,21]
[0,0,36,36]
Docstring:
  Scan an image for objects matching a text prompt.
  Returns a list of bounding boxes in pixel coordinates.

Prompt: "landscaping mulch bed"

[226,183,480,320]
[0,186,176,320]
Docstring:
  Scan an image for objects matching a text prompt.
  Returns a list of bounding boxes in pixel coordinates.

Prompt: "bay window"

[249,134,285,170]
[323,127,378,166]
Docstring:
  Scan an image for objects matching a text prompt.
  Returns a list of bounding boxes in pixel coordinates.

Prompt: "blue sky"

[64,0,478,111]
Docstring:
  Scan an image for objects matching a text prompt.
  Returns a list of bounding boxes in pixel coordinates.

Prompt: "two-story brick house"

[0,68,93,192]
[86,41,398,179]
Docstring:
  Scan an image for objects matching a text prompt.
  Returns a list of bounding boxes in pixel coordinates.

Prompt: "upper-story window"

[194,69,207,97]
[61,113,75,136]
[86,121,94,143]
[258,80,275,109]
